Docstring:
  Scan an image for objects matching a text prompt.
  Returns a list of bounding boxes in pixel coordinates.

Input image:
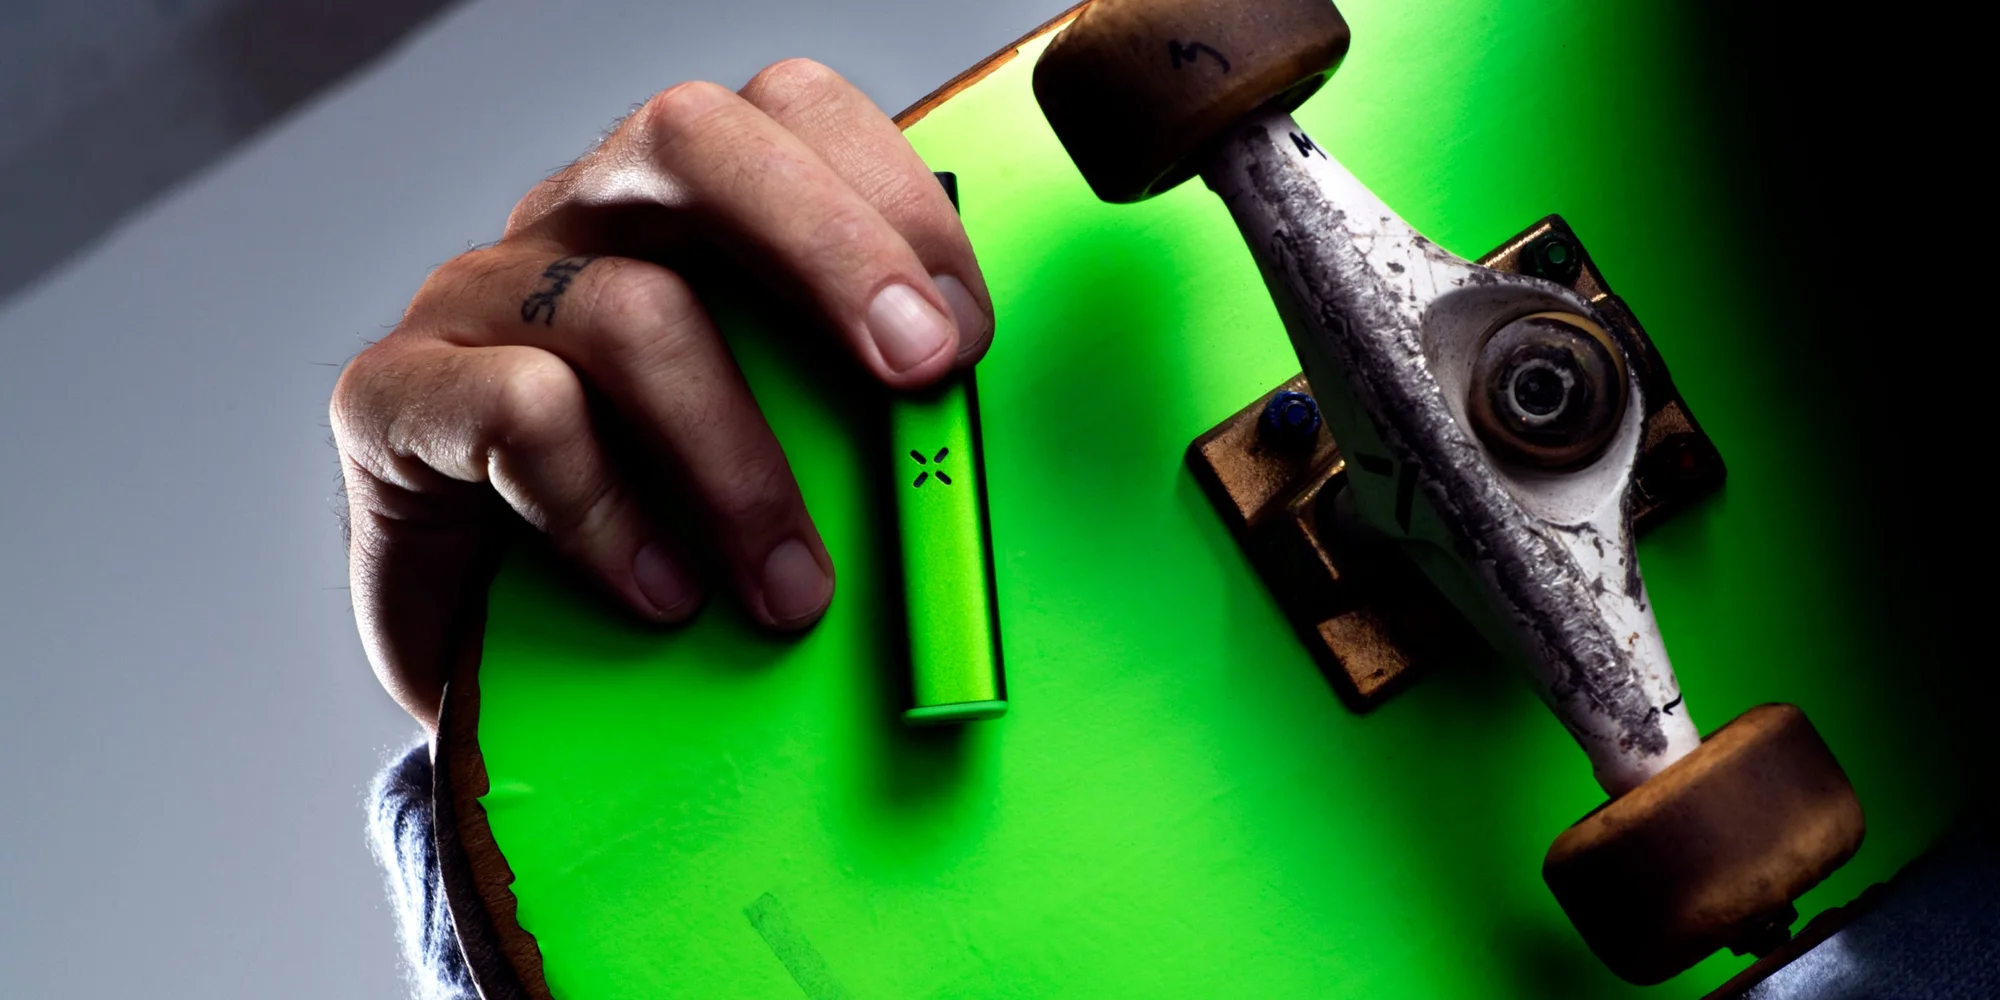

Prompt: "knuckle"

[328,353,375,438]
[803,205,882,266]
[329,348,413,459]
[639,80,735,141]
[705,449,797,530]
[328,381,380,483]
[866,169,929,217]
[742,58,842,114]
[589,260,688,333]
[881,182,966,253]
[401,246,511,327]
[488,354,586,456]
[504,175,572,238]
[330,348,455,492]
[584,262,706,368]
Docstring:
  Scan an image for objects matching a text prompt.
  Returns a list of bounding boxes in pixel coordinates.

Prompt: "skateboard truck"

[1033,0,1863,983]
[1187,215,1726,709]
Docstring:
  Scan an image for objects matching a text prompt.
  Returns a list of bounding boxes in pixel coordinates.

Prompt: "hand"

[331,60,993,730]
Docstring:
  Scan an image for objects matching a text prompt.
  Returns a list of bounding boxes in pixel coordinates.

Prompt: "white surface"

[0,1,1063,995]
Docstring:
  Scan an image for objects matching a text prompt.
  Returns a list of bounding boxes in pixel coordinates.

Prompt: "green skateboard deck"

[451,3,1964,996]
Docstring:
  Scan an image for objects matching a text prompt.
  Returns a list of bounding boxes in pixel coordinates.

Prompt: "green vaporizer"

[890,172,1006,725]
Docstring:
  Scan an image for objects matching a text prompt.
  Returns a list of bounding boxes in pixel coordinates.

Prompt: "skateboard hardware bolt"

[1523,232,1584,285]
[1635,433,1707,503]
[1259,390,1322,452]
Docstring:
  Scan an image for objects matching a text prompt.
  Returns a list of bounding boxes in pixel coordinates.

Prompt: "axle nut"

[1468,311,1627,469]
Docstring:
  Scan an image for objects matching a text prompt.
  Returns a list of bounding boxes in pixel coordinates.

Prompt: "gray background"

[0,1,1063,995]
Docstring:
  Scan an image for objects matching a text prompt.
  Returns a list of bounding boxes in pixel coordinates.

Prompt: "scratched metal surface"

[1206,109,1698,795]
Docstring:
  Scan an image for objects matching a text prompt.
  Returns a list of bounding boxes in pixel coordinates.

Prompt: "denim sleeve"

[368,738,478,1000]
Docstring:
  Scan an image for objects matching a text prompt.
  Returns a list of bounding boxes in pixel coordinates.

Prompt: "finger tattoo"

[520,255,601,326]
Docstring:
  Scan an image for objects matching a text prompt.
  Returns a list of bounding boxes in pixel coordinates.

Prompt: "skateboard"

[436,3,1955,996]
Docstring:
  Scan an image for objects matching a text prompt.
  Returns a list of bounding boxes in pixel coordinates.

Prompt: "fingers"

[511,78,967,388]
[336,338,704,614]
[333,341,703,726]
[404,249,836,630]
[738,59,995,365]
[344,60,1006,730]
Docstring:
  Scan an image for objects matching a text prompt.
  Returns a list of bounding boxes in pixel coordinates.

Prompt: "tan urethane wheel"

[1032,0,1351,203]
[1542,704,1866,984]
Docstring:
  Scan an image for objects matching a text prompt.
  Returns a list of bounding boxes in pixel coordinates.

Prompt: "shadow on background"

[1683,6,1990,808]
[0,0,464,305]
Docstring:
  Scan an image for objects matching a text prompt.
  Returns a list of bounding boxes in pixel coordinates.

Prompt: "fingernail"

[933,274,992,359]
[633,543,697,618]
[867,283,953,374]
[761,537,832,626]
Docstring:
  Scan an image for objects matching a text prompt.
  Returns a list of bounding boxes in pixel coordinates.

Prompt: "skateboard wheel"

[1542,704,1865,984]
[1033,0,1351,203]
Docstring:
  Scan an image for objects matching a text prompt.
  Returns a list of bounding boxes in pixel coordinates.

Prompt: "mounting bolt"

[1259,389,1322,452]
[1634,433,1715,505]
[1524,231,1584,286]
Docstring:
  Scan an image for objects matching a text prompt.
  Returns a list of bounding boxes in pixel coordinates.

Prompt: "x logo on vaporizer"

[910,447,952,488]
